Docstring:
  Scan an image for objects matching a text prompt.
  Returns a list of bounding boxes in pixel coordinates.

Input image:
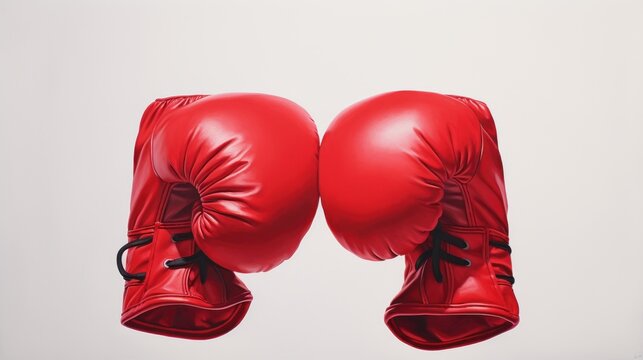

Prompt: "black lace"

[116,232,210,284]
[415,227,515,284]
[164,232,211,284]
[116,236,152,281]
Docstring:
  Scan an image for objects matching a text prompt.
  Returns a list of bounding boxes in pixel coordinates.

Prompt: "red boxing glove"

[320,91,519,350]
[118,94,319,339]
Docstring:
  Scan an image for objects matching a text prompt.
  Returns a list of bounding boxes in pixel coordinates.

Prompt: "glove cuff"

[384,224,519,350]
[119,224,253,339]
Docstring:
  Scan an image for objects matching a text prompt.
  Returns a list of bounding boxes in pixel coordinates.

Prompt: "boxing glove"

[118,93,319,339]
[320,91,519,350]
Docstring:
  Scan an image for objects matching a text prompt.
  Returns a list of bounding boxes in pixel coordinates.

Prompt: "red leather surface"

[152,94,319,273]
[320,91,519,349]
[121,94,319,339]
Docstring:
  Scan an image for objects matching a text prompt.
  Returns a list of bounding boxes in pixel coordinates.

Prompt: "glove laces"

[117,232,212,284]
[415,227,515,284]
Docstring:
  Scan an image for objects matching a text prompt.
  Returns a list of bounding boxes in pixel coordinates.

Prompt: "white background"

[1,1,642,359]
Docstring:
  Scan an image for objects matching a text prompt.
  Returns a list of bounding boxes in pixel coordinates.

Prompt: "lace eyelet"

[465,259,472,267]
[462,241,469,250]
[163,259,171,268]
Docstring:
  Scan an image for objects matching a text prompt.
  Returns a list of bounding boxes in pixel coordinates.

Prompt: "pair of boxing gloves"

[117,91,519,350]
